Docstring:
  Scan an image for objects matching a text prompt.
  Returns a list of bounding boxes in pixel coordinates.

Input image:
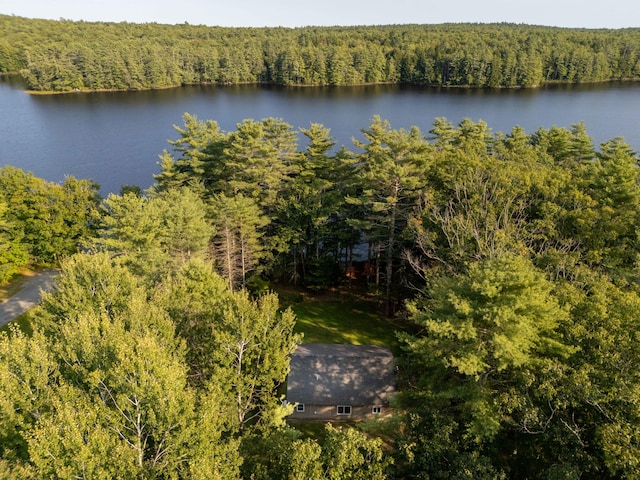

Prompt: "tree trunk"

[385,199,397,317]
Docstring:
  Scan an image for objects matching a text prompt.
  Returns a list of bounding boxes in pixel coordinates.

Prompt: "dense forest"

[3,114,640,478]
[2,14,640,91]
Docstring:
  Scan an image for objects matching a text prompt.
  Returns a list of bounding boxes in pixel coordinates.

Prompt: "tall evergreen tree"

[399,253,572,477]
[279,123,340,286]
[210,193,269,291]
[348,116,432,315]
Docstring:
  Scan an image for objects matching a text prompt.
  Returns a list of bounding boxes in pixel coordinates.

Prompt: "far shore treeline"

[1,14,640,92]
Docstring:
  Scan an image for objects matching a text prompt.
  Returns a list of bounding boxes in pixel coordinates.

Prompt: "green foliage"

[39,252,139,323]
[5,107,640,477]
[224,118,298,208]
[152,187,212,262]
[159,259,231,384]
[160,259,301,430]
[0,327,56,464]
[206,289,300,429]
[348,116,433,315]
[95,187,211,282]
[240,427,314,480]
[394,405,508,479]
[158,114,363,288]
[0,201,29,283]
[240,425,391,480]
[3,16,640,91]
[279,123,344,288]
[0,309,35,336]
[156,113,640,316]
[576,137,640,273]
[1,253,242,478]
[0,166,101,266]
[403,253,571,440]
[554,273,640,479]
[156,113,228,194]
[210,193,269,290]
[399,241,640,476]
[321,424,391,479]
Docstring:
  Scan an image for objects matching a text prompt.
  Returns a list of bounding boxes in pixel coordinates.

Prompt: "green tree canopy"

[1,252,241,478]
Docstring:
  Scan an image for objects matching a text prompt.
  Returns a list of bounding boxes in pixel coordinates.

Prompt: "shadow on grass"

[0,309,35,335]
[281,288,404,354]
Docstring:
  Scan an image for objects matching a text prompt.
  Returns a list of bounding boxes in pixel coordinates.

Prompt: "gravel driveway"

[0,270,58,328]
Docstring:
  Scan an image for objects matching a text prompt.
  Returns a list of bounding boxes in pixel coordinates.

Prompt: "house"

[286,343,396,421]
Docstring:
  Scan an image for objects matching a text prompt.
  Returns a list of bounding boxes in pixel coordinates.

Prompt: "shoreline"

[20,77,640,96]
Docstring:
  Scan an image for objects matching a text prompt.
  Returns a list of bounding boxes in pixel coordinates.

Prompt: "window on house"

[296,403,305,412]
[372,406,382,414]
[337,405,352,415]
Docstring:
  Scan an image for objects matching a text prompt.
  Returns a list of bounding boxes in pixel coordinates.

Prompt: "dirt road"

[0,270,58,328]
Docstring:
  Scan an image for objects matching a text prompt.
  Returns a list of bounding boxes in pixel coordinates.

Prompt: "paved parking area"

[0,270,58,328]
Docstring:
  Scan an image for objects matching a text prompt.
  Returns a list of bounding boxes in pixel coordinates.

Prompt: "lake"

[2,76,639,195]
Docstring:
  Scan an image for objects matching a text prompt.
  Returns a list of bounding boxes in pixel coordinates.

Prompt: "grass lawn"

[0,309,35,335]
[289,421,330,441]
[279,287,404,354]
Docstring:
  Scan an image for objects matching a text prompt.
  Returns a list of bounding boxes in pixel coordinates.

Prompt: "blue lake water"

[1,76,639,195]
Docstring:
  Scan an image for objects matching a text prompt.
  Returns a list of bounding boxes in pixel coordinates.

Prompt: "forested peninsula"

[2,14,640,92]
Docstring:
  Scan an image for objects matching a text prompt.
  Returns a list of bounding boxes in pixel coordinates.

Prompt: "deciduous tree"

[24,253,242,478]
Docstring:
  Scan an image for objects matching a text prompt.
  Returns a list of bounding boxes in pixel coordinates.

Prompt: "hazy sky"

[0,0,636,29]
